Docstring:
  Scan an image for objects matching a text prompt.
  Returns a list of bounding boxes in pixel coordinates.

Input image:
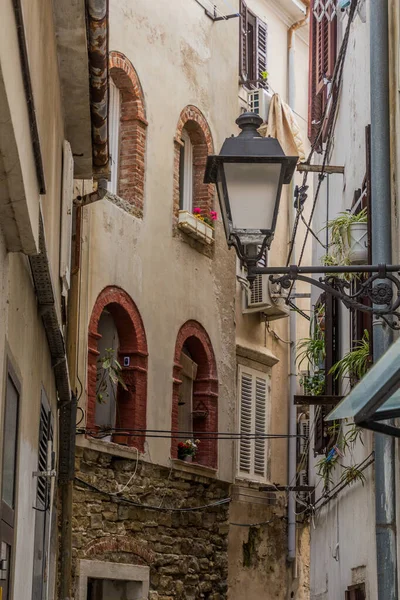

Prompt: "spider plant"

[296,336,325,370]
[329,330,370,381]
[327,208,368,253]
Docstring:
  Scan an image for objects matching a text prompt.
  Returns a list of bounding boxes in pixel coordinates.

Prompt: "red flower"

[193,207,202,215]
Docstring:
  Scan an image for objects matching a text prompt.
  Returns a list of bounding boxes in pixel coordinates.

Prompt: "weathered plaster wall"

[309,7,377,600]
[72,444,230,600]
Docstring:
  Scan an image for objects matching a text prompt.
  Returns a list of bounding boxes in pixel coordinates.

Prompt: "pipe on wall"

[87,0,109,173]
[370,0,398,598]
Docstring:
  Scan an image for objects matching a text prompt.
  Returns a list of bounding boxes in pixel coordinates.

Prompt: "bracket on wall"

[193,0,239,21]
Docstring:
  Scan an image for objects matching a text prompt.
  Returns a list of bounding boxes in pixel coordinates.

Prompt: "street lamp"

[204,112,298,262]
[204,112,400,328]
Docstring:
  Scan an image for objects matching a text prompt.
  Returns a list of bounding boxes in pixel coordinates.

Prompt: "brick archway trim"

[174,105,214,153]
[173,106,215,225]
[87,286,148,450]
[109,51,147,123]
[109,51,147,213]
[82,536,155,564]
[171,320,218,468]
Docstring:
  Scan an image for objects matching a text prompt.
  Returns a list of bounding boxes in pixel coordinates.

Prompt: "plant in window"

[193,207,218,228]
[96,348,127,404]
[177,439,200,461]
[329,330,370,381]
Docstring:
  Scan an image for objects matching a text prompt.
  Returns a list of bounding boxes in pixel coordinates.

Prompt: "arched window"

[172,321,218,468]
[87,286,148,450]
[173,106,214,225]
[108,51,147,216]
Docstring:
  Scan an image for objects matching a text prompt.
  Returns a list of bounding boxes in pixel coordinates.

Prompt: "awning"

[326,336,400,437]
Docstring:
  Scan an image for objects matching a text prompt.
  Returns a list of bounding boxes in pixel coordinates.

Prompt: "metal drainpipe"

[370,1,398,598]
[287,1,310,566]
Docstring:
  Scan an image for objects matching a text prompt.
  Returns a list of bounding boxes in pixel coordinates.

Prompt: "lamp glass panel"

[375,389,400,414]
[223,163,282,231]
[326,336,400,421]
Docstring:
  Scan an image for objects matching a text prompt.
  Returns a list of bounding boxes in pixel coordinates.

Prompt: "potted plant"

[178,207,217,245]
[329,329,370,383]
[96,348,129,444]
[177,439,200,462]
[325,208,368,265]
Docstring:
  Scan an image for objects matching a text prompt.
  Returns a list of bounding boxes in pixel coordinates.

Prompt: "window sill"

[76,435,143,460]
[178,210,214,245]
[171,458,217,479]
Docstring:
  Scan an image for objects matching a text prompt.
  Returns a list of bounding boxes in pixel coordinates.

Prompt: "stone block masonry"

[72,446,230,599]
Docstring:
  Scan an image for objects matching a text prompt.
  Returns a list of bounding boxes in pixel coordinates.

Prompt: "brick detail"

[109,51,148,215]
[173,105,215,225]
[172,320,218,468]
[87,286,148,451]
[83,536,155,564]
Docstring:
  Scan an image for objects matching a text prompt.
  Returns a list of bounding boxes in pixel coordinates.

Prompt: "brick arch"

[82,536,155,565]
[173,105,215,224]
[109,51,148,214]
[172,320,218,468]
[87,286,148,451]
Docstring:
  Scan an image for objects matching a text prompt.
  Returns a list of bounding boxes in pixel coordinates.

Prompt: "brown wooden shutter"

[239,0,248,81]
[256,19,268,89]
[308,13,337,149]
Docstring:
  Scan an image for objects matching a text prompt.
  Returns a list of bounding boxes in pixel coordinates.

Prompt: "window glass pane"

[108,79,121,195]
[181,130,193,212]
[2,375,19,508]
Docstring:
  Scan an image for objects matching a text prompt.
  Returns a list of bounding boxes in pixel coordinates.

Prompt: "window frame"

[108,77,121,195]
[237,364,270,482]
[179,129,194,213]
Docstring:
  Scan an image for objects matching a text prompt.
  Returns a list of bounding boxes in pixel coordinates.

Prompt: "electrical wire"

[76,427,303,441]
[285,0,359,271]
[75,476,231,512]
[266,322,292,345]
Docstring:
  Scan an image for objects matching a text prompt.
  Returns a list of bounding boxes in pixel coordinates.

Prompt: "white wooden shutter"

[238,366,269,480]
[239,372,252,472]
[254,376,267,475]
[256,19,268,89]
[108,79,121,195]
[59,140,74,295]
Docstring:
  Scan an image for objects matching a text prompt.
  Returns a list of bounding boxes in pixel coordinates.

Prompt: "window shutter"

[254,376,267,476]
[37,399,52,507]
[308,12,337,147]
[239,372,252,473]
[59,140,74,295]
[239,1,248,81]
[238,366,269,479]
[256,19,268,89]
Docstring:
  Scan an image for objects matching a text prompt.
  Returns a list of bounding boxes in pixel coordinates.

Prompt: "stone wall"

[72,446,230,599]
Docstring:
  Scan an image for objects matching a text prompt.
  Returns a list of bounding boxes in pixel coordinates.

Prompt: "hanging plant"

[321,208,368,270]
[329,330,370,381]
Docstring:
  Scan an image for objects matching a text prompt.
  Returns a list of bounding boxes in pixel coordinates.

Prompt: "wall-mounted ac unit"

[248,88,274,123]
[242,276,289,320]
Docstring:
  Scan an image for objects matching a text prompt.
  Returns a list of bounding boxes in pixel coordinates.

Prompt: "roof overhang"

[53,0,93,178]
[327,336,400,437]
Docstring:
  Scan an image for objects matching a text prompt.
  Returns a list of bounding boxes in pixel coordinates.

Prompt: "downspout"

[370,1,398,598]
[287,1,310,566]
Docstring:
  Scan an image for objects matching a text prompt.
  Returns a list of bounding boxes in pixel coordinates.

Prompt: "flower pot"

[346,222,368,264]
[178,210,214,245]
[112,433,129,445]
[183,455,193,463]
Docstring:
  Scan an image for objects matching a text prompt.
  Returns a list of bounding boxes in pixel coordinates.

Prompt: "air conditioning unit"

[248,88,274,123]
[241,255,289,320]
[298,418,310,456]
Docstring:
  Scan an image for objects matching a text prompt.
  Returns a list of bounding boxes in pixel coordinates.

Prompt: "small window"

[239,1,268,89]
[179,129,193,212]
[108,78,121,195]
[178,346,198,438]
[2,372,19,515]
[238,365,269,480]
[345,583,366,600]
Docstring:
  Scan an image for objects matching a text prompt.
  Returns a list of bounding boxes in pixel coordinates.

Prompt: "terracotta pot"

[112,434,129,445]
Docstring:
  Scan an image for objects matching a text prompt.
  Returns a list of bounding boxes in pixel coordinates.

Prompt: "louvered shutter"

[239,372,252,473]
[238,366,269,479]
[254,376,267,476]
[59,140,74,295]
[239,1,248,81]
[256,19,268,90]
